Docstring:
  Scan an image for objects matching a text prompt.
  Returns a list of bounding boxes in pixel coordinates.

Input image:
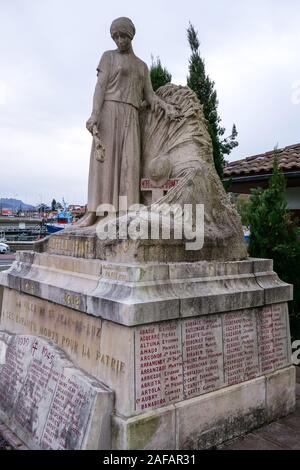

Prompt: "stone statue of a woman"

[77,17,178,228]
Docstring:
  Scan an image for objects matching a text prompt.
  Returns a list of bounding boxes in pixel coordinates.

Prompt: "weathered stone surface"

[252,258,273,273]
[112,406,176,450]
[182,316,224,397]
[94,320,135,416]
[179,286,264,319]
[0,289,133,416]
[46,234,96,259]
[0,285,3,313]
[0,332,113,450]
[265,366,296,422]
[0,254,295,449]
[138,84,247,263]
[92,236,245,263]
[113,365,296,449]
[1,283,293,418]
[257,304,290,374]
[175,377,266,449]
[255,271,293,305]
[112,366,296,449]
[223,310,260,385]
[0,253,292,326]
[135,321,184,412]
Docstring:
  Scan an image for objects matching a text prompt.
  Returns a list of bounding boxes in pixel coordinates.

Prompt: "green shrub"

[247,156,300,339]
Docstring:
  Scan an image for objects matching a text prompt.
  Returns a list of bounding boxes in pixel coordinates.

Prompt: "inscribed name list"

[223,310,259,385]
[135,322,183,411]
[258,304,289,373]
[0,333,110,450]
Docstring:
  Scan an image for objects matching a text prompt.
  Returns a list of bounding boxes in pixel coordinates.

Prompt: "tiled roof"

[224,143,300,177]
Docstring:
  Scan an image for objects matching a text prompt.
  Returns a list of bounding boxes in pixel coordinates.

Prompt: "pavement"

[221,366,300,450]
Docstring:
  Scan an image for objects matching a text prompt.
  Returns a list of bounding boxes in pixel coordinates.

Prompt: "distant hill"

[0,198,35,211]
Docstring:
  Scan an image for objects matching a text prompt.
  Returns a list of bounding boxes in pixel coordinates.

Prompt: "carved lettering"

[0,334,105,450]
[96,351,125,374]
[135,322,183,411]
[48,237,93,257]
[64,292,80,308]
[223,311,259,385]
[258,304,289,373]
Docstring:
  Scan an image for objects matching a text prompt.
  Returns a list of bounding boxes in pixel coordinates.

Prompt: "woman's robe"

[87,49,152,213]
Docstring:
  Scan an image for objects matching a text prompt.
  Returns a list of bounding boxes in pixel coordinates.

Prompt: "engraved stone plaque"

[258,304,290,373]
[135,316,224,411]
[135,322,183,411]
[0,332,113,450]
[224,310,259,385]
[182,316,224,398]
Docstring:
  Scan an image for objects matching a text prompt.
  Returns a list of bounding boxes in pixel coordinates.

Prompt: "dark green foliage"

[150,56,172,92]
[235,194,251,226]
[223,177,233,194]
[186,23,238,180]
[247,156,300,339]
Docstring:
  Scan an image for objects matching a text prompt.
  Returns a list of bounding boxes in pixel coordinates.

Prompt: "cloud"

[0,124,90,205]
[0,81,7,106]
[1,0,300,204]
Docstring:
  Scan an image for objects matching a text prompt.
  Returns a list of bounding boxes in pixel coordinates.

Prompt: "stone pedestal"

[0,250,296,449]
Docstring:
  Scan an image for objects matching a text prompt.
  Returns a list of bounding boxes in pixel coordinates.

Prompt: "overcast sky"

[1,0,300,205]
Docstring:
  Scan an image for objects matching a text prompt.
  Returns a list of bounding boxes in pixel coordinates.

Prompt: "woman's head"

[110,17,135,52]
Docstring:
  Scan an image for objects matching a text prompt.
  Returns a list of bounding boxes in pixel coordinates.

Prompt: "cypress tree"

[150,56,172,92]
[187,23,238,180]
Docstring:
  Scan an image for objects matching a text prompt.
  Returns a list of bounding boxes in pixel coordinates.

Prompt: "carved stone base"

[0,251,295,449]
[34,218,247,263]
[1,251,292,326]
[112,367,296,450]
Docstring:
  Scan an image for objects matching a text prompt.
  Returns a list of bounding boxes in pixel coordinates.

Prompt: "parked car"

[0,242,10,254]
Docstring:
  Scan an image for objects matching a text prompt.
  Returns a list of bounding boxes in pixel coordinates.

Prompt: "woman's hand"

[86,114,98,134]
[150,98,183,122]
[163,103,183,122]
[150,98,162,115]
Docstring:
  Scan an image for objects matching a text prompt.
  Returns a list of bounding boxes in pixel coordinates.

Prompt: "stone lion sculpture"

[136,83,247,261]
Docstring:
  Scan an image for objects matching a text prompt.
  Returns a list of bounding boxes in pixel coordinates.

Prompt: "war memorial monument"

[0,17,296,450]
